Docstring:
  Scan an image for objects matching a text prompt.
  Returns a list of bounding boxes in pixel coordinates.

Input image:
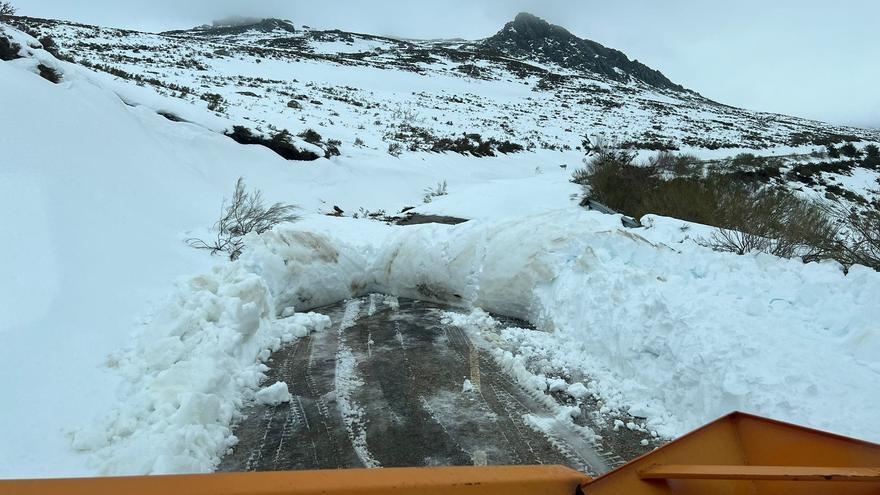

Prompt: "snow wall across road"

[243,210,880,444]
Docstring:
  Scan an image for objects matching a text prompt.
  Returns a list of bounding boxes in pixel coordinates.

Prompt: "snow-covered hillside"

[6,13,880,156]
[1,16,879,481]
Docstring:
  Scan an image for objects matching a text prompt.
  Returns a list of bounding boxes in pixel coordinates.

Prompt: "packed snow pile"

[255,382,292,406]
[71,261,329,475]
[385,212,880,441]
[253,210,880,442]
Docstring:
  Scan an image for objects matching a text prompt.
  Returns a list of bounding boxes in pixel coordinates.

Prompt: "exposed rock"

[483,12,685,92]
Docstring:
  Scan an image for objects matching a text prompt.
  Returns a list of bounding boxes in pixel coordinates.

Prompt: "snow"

[566,383,590,400]
[255,382,292,406]
[2,22,879,480]
[67,260,330,475]
[364,213,880,441]
[333,299,380,468]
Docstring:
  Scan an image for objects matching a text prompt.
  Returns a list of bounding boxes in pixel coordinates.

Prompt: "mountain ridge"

[482,13,686,92]
[3,12,879,156]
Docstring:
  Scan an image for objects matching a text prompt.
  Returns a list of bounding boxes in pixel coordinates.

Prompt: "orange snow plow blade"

[0,465,588,495]
[582,411,880,494]
[2,412,879,495]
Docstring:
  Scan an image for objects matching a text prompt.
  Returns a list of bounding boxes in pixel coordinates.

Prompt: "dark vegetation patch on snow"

[36,63,59,82]
[225,125,321,161]
[0,33,21,60]
[385,124,525,157]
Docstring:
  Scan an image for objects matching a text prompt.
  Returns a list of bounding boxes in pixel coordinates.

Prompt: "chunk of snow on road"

[441,309,498,332]
[462,378,475,393]
[548,378,568,393]
[275,313,330,343]
[255,382,291,406]
[566,383,590,400]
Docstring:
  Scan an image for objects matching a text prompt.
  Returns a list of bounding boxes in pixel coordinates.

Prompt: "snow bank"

[238,229,370,313]
[416,211,880,441]
[257,209,880,442]
[71,262,329,475]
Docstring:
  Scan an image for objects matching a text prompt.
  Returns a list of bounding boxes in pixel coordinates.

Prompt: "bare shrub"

[186,178,299,260]
[387,142,402,157]
[647,151,702,177]
[825,205,880,270]
[705,190,839,261]
[574,146,843,264]
[423,181,448,203]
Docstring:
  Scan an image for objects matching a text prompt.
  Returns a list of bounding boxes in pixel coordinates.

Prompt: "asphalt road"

[220,296,648,475]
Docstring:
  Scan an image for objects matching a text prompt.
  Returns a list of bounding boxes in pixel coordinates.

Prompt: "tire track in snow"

[333,299,380,468]
[222,298,637,472]
[220,309,361,471]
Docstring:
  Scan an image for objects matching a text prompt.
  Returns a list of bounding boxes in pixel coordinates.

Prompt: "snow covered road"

[219,296,646,475]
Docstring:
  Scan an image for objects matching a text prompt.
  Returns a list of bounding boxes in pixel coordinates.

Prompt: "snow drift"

[242,211,880,445]
[71,262,329,475]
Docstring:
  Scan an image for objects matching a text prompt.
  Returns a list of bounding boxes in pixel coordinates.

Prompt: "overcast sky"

[12,0,880,128]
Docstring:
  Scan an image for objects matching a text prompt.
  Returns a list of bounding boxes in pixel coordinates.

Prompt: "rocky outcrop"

[483,13,685,92]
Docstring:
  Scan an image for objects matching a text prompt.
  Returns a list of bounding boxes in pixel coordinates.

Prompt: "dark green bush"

[0,1,16,16]
[201,93,226,112]
[862,144,880,168]
[38,35,60,57]
[826,144,841,159]
[840,143,862,159]
[496,141,525,154]
[0,35,21,61]
[297,129,322,145]
[225,126,319,161]
[37,64,60,83]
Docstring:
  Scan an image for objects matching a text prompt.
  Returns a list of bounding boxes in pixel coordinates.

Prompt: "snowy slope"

[1,18,879,480]
[7,14,880,157]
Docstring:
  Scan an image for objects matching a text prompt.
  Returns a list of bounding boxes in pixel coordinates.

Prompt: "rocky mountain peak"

[484,12,685,92]
[508,12,566,39]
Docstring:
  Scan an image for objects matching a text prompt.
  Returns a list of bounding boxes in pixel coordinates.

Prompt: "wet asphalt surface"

[219,296,654,475]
